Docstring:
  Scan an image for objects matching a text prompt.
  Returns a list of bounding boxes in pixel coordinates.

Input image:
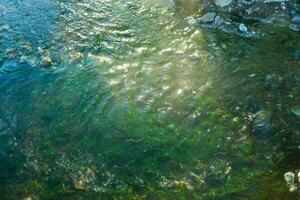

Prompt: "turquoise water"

[0,0,299,199]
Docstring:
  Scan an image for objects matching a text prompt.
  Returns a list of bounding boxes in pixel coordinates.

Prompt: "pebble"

[41,56,53,68]
[239,23,248,32]
[284,172,295,183]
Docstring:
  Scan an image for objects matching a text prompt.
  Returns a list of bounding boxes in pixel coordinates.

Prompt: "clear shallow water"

[0,0,299,199]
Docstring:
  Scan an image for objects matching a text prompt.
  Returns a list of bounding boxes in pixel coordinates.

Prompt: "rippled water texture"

[0,0,299,199]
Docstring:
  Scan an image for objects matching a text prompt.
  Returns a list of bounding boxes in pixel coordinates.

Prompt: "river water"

[0,0,299,199]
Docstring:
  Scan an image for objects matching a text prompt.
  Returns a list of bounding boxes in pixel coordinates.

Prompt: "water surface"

[0,0,299,199]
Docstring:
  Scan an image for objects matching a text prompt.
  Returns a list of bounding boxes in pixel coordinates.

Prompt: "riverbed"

[0,0,299,199]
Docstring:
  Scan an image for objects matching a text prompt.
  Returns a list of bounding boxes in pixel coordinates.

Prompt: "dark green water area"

[0,0,299,199]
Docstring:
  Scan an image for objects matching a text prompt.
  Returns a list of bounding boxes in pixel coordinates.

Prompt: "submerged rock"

[292,15,300,24]
[284,171,298,192]
[191,0,297,35]
[212,15,224,26]
[265,74,283,90]
[0,60,19,73]
[208,159,232,181]
[0,119,7,130]
[0,119,8,136]
[0,25,9,32]
[291,106,300,117]
[238,23,248,32]
[196,12,256,37]
[237,23,256,37]
[284,172,295,183]
[189,51,201,63]
[242,1,286,22]
[251,110,272,137]
[197,12,216,23]
[168,179,194,190]
[293,49,300,60]
[0,4,6,13]
[289,24,300,31]
[144,0,175,9]
[41,56,53,68]
[186,16,198,26]
[74,179,85,190]
[22,197,33,200]
[214,0,232,7]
